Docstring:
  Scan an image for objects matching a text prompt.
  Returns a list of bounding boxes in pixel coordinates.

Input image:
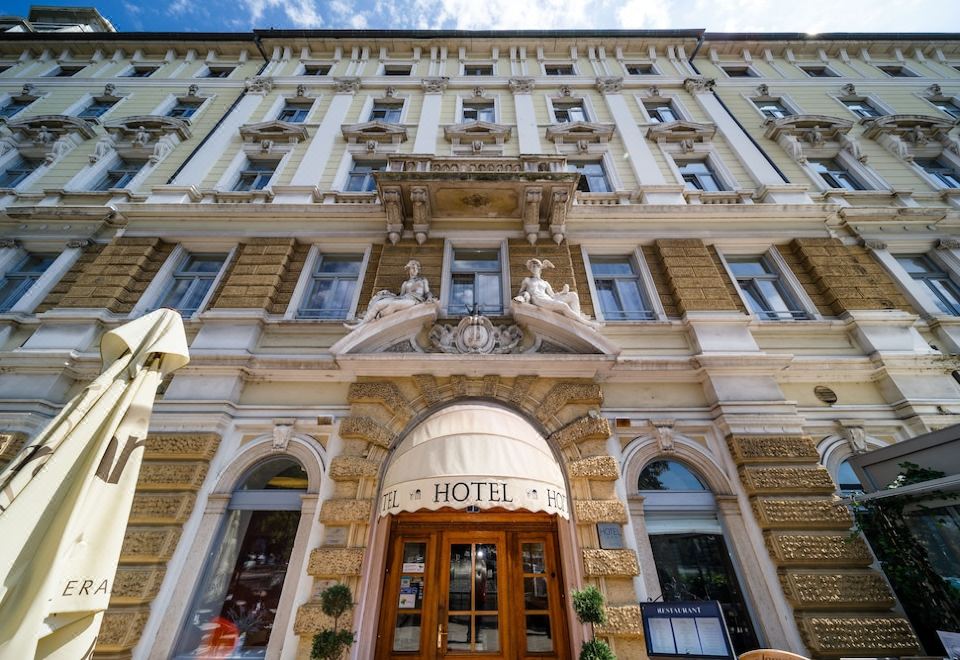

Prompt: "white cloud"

[239,0,323,27]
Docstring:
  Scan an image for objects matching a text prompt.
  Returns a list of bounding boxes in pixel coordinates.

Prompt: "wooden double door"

[376,512,571,660]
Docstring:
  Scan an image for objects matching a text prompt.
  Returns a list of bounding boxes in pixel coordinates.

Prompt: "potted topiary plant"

[571,585,615,660]
[310,583,356,660]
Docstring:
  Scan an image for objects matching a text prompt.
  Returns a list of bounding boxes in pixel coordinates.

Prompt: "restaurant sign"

[640,600,735,659]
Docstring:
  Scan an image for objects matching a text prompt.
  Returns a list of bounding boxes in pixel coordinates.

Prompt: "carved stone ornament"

[239,120,309,148]
[559,85,574,97]
[513,258,597,327]
[683,77,715,94]
[296,84,307,97]
[938,238,960,250]
[862,239,888,250]
[927,84,942,97]
[756,83,770,97]
[420,77,449,94]
[428,313,523,354]
[0,239,20,249]
[244,76,274,94]
[508,77,535,94]
[649,419,676,453]
[341,120,408,145]
[595,76,623,95]
[763,115,855,164]
[841,83,857,97]
[860,115,956,163]
[345,259,433,328]
[334,77,361,94]
[187,84,200,97]
[839,421,868,454]
[3,115,97,166]
[20,83,37,98]
[100,115,192,165]
[648,86,661,97]
[473,86,485,97]
[523,186,542,245]
[384,86,397,98]
[272,423,294,451]
[545,121,615,147]
[66,238,92,249]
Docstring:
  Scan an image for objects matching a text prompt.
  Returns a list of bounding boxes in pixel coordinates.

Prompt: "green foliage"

[310,583,356,660]
[579,639,616,660]
[571,585,607,626]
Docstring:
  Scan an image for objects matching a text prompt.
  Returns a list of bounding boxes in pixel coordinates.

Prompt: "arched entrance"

[374,404,572,660]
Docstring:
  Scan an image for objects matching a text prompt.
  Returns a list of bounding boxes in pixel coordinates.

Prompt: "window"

[383,64,412,76]
[233,160,277,191]
[462,100,495,122]
[47,65,84,77]
[544,64,574,76]
[678,160,724,192]
[167,100,202,119]
[843,99,882,118]
[836,459,864,495]
[626,63,657,75]
[173,457,307,659]
[721,65,756,77]
[931,98,960,120]
[77,99,115,119]
[304,64,330,75]
[92,158,145,191]
[877,64,917,77]
[553,101,587,123]
[728,256,807,320]
[755,100,792,119]
[810,158,866,191]
[917,158,960,188]
[369,101,403,123]
[638,460,707,491]
[204,66,234,78]
[644,101,679,123]
[345,160,384,192]
[277,102,310,123]
[0,156,41,188]
[449,248,503,315]
[800,65,837,77]
[896,254,960,315]
[298,254,363,319]
[463,64,493,76]
[0,99,31,119]
[589,256,653,320]
[567,161,610,193]
[126,66,157,77]
[0,253,56,312]
[157,252,227,316]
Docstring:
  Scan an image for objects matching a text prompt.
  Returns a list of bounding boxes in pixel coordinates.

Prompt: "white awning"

[379,404,568,518]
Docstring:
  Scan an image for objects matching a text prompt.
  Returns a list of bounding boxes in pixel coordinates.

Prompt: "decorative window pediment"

[2,115,96,165]
[545,121,615,148]
[860,114,958,161]
[91,115,193,165]
[239,120,308,155]
[443,120,511,146]
[645,120,716,152]
[763,115,862,163]
[341,120,408,145]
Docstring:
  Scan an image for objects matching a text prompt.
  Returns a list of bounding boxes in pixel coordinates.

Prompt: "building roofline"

[703,31,960,41]
[251,28,706,40]
[0,31,255,41]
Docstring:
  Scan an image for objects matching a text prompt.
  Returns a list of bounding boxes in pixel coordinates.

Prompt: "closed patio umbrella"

[0,308,189,659]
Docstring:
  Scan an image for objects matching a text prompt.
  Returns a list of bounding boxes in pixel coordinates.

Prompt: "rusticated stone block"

[752,498,852,530]
[294,601,355,635]
[329,455,380,480]
[128,492,196,525]
[144,433,220,460]
[120,527,182,563]
[568,456,620,480]
[348,381,409,417]
[537,383,603,423]
[507,374,537,404]
[582,549,640,577]
[574,500,628,523]
[308,547,365,577]
[549,414,611,448]
[339,416,394,448]
[319,498,373,524]
[0,431,26,466]
[136,461,209,491]
[764,532,873,567]
[412,373,443,404]
[727,435,818,464]
[739,466,836,495]
[779,570,893,610]
[110,566,167,606]
[797,614,919,657]
[95,607,151,653]
[595,605,644,639]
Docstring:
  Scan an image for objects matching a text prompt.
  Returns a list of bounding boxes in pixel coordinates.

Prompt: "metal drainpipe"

[165,38,270,184]
[687,34,791,184]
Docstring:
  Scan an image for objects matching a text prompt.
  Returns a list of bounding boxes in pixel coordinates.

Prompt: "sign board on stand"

[640,600,736,659]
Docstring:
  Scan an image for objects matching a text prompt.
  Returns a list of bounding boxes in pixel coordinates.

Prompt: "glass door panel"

[444,538,502,655]
[393,541,428,652]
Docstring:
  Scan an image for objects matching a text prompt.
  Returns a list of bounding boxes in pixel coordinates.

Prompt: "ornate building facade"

[1,10,960,659]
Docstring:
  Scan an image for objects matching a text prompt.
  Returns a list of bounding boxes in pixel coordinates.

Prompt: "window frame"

[808,157,870,192]
[915,157,960,190]
[46,64,85,77]
[720,64,758,78]
[231,158,280,192]
[675,158,728,192]
[926,96,960,120]
[155,251,231,318]
[551,99,589,124]
[130,244,234,319]
[624,62,659,76]
[798,64,839,78]
[753,98,794,120]
[582,247,664,322]
[368,99,405,124]
[343,158,386,193]
[0,155,43,189]
[440,239,510,317]
[641,98,682,124]
[567,159,612,194]
[461,63,495,77]
[290,247,370,320]
[0,97,32,119]
[877,64,918,78]
[0,251,58,313]
[166,99,204,119]
[0,246,82,315]
[76,98,116,120]
[276,100,313,124]
[543,63,576,76]
[90,157,147,191]
[894,252,960,317]
[380,63,413,77]
[841,98,883,119]
[301,63,332,76]
[717,247,820,321]
[124,65,159,78]
[460,98,497,123]
[198,65,235,79]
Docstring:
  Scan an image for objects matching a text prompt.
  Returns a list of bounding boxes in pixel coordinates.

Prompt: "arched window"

[173,457,308,659]
[637,459,760,653]
[836,458,864,495]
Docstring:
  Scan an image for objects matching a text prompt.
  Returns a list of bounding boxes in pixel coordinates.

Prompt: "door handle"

[437,623,447,650]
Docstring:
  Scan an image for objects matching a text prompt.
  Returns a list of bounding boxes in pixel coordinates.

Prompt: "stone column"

[412,77,448,154]
[509,77,542,154]
[596,77,685,204]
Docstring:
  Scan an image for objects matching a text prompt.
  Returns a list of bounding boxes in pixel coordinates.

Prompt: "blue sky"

[7,0,960,33]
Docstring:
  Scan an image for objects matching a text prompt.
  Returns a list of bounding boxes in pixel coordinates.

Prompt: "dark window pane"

[526,614,553,652]
[638,460,707,491]
[393,614,421,651]
[239,457,308,490]
[475,615,499,652]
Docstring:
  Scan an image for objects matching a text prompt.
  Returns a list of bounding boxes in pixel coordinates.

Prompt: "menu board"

[640,601,735,659]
